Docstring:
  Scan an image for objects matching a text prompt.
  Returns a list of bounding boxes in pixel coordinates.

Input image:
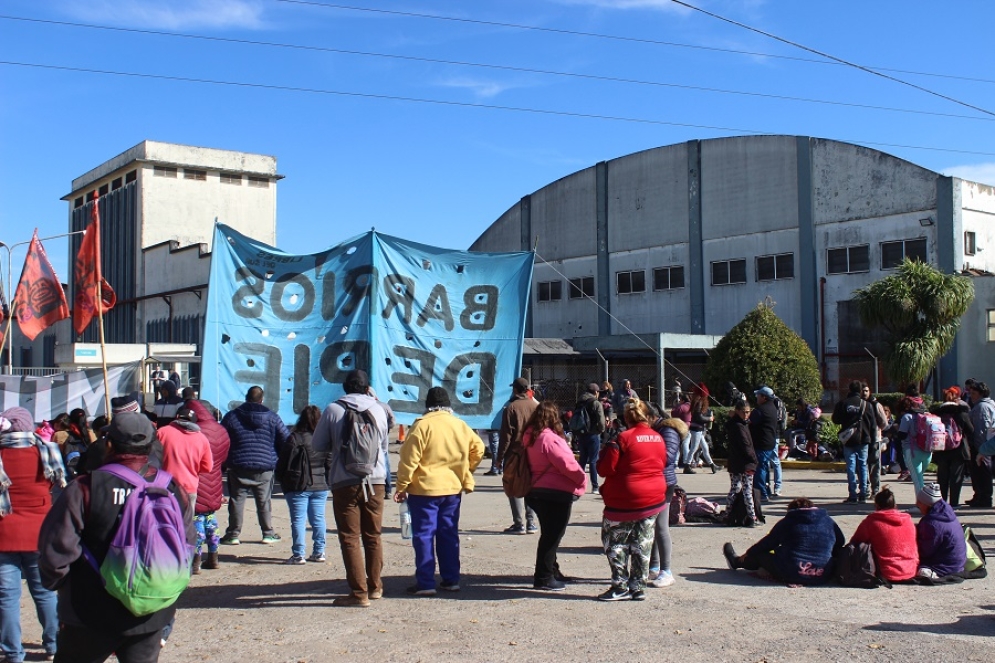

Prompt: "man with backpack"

[311,369,390,607]
[39,412,195,662]
[573,382,606,494]
[220,386,290,546]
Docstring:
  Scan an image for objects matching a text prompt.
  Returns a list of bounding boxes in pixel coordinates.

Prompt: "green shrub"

[703,302,822,406]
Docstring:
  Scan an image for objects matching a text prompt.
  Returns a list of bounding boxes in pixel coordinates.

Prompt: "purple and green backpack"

[83,463,194,616]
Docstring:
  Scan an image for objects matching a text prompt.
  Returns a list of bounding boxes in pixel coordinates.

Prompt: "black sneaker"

[597,587,631,601]
[439,581,460,592]
[630,589,646,601]
[842,497,858,504]
[533,578,566,591]
[503,524,527,535]
[723,542,740,570]
[405,584,436,596]
[683,467,697,475]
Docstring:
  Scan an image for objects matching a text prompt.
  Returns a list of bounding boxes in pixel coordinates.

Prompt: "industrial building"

[470,135,995,401]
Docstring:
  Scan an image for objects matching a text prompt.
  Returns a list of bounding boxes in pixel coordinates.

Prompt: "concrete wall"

[960,180,995,273]
[607,144,688,252]
[472,203,522,252]
[531,167,597,260]
[955,275,995,385]
[141,242,212,325]
[531,256,599,338]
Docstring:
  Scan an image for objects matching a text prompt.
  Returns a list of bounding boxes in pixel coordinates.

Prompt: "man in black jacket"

[832,381,877,503]
[38,413,195,662]
[749,386,779,501]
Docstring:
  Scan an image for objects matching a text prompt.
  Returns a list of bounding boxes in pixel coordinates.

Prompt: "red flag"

[73,194,116,334]
[13,230,70,341]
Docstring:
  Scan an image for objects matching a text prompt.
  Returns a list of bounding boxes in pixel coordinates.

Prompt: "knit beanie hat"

[111,392,142,415]
[916,482,942,506]
[1,407,35,433]
[425,387,451,409]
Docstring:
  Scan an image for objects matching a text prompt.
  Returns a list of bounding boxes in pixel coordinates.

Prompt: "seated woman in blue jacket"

[914,482,966,580]
[722,497,844,585]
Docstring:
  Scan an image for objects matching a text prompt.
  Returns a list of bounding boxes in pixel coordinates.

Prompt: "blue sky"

[2,0,995,279]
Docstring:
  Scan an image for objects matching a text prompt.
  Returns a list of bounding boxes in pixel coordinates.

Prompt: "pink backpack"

[913,412,946,452]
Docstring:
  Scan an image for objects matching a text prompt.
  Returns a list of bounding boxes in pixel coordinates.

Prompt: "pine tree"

[703,301,822,404]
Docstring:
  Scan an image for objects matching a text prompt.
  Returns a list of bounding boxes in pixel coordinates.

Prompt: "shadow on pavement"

[865,611,995,638]
[682,566,787,587]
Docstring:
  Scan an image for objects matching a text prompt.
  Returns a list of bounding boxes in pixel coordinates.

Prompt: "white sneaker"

[773,488,783,497]
[649,571,675,588]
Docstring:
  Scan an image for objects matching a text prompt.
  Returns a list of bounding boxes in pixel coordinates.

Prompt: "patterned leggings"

[601,515,657,591]
[727,472,756,520]
[195,511,220,555]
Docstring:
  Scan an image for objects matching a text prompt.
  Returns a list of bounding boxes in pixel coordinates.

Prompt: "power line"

[2,15,990,124]
[270,0,995,87]
[4,59,995,157]
[669,0,995,118]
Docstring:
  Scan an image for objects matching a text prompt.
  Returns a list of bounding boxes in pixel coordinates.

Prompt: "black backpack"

[570,402,591,435]
[773,397,788,435]
[338,400,381,478]
[835,542,891,588]
[277,433,313,493]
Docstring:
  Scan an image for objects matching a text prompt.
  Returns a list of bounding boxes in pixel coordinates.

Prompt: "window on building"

[73,196,84,209]
[653,265,685,290]
[568,277,594,299]
[827,245,870,274]
[153,166,177,178]
[989,310,995,343]
[711,259,747,286]
[881,238,927,269]
[98,183,109,196]
[965,231,977,256]
[537,280,562,302]
[616,270,646,294]
[247,176,270,188]
[184,169,207,181]
[756,253,794,281]
[111,177,122,190]
[220,172,242,185]
[125,170,137,184]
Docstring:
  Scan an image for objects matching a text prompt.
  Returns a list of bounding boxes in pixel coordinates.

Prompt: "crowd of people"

[1,371,993,662]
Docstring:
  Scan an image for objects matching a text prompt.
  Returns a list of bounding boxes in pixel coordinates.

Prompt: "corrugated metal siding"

[71,183,138,343]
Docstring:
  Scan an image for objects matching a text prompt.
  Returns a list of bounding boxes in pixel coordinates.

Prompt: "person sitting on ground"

[521,401,587,591]
[914,482,967,580]
[722,497,844,586]
[596,398,668,601]
[849,486,918,582]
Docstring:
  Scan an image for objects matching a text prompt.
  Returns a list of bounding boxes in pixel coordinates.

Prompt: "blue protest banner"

[201,224,533,428]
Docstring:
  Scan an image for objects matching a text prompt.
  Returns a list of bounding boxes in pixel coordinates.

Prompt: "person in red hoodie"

[849,486,918,582]
[0,407,65,663]
[522,401,587,592]
[596,398,668,602]
[184,399,230,572]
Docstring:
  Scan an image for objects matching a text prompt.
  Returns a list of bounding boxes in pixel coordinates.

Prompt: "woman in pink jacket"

[523,401,587,591]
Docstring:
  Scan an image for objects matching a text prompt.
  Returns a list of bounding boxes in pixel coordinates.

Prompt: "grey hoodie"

[311,393,390,490]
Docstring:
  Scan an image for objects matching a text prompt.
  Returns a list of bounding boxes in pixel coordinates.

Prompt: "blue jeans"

[679,433,692,467]
[771,449,783,491]
[0,552,57,662]
[755,448,776,499]
[285,490,329,558]
[577,433,601,490]
[407,493,461,590]
[844,445,869,500]
[486,431,501,471]
[689,430,714,466]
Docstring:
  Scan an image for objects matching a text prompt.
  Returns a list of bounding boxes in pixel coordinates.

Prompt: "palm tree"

[854,259,974,386]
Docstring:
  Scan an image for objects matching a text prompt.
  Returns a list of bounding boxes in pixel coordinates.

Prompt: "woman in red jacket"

[849,486,918,582]
[0,407,65,662]
[522,401,587,592]
[596,398,668,601]
[186,399,231,572]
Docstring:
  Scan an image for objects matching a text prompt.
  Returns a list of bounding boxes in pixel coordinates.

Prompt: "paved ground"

[17,451,995,662]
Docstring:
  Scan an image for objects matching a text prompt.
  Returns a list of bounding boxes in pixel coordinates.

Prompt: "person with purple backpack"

[39,412,195,662]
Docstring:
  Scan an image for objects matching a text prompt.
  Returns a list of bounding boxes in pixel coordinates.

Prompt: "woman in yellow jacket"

[394,387,484,596]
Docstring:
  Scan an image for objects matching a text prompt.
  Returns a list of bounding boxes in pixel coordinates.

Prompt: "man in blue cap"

[749,386,781,501]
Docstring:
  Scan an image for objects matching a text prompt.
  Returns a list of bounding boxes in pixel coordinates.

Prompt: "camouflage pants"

[601,515,656,591]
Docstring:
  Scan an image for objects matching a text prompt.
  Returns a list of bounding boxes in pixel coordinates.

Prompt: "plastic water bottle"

[399,501,412,540]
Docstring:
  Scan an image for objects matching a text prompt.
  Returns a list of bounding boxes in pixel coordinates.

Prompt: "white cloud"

[59,0,266,30]
[944,163,995,186]
[434,76,521,99]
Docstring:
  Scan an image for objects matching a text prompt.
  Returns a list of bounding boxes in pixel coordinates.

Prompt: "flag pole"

[0,302,14,372]
[92,193,112,420]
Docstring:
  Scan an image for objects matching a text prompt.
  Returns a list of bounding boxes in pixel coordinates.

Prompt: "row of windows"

[988,309,995,343]
[73,170,138,207]
[156,166,270,188]
[537,239,934,301]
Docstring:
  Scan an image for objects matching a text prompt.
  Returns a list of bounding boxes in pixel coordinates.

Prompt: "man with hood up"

[311,369,390,607]
[220,386,290,546]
